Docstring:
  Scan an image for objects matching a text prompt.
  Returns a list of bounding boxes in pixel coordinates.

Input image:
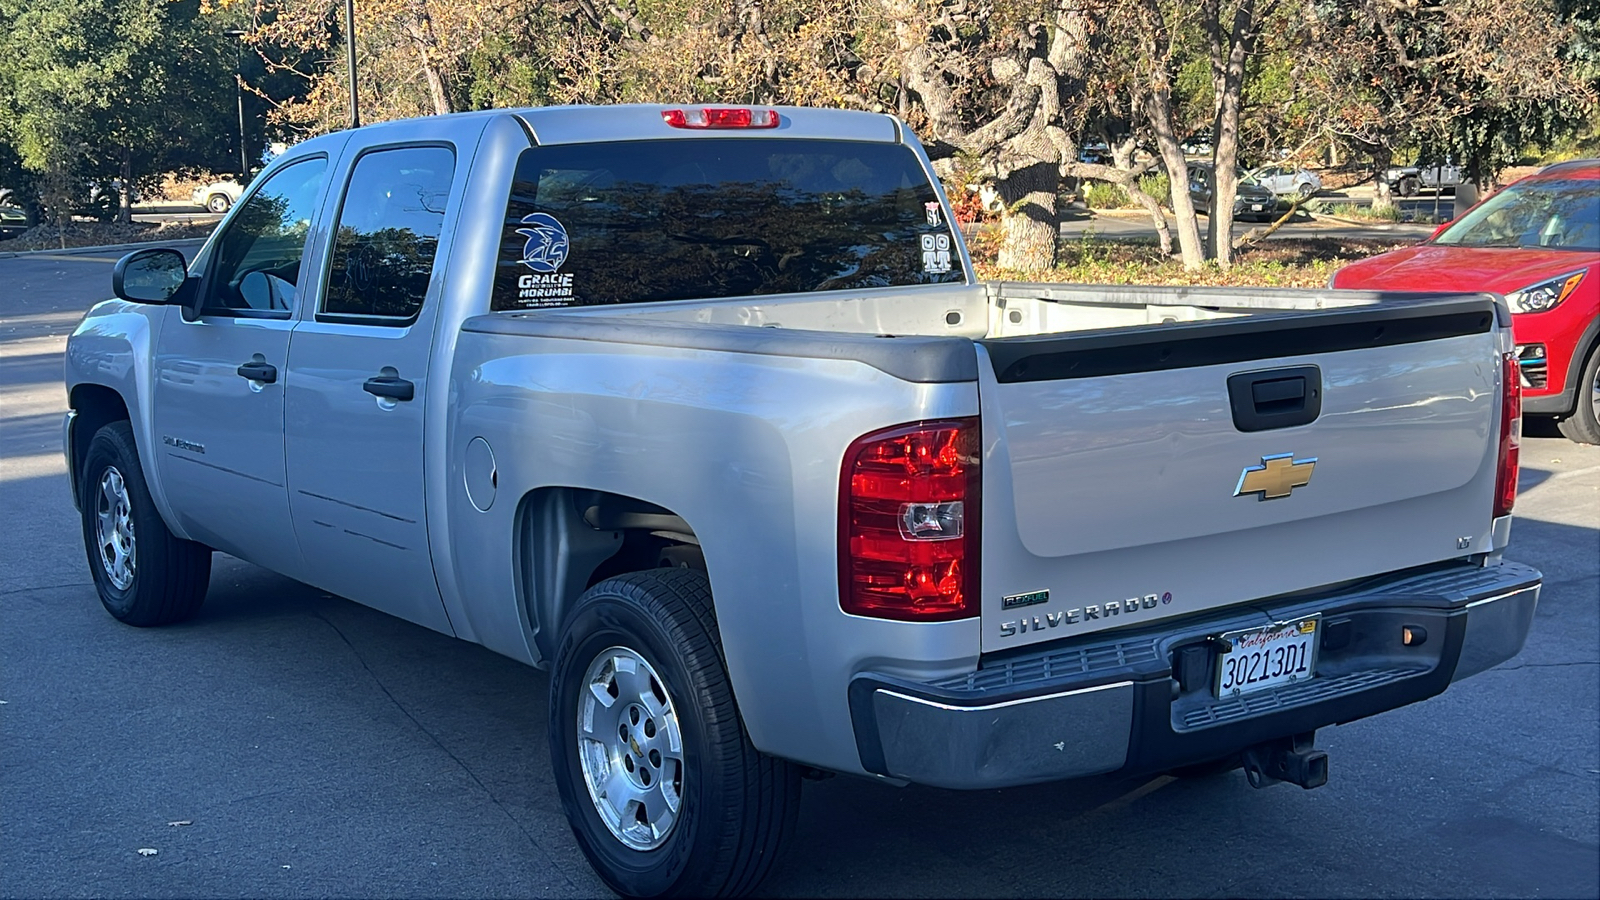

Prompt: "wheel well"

[517,487,703,663]
[67,384,130,509]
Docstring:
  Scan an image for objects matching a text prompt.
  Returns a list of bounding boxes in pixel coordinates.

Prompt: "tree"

[880,0,1098,271]
[1301,0,1595,204]
[0,0,244,223]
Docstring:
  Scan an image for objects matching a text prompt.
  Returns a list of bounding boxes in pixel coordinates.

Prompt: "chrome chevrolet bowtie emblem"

[1235,453,1316,500]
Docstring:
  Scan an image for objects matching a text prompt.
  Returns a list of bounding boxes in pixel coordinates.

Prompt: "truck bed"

[463,282,1510,653]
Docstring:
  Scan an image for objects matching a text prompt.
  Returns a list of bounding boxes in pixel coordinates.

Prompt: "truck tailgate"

[976,295,1507,652]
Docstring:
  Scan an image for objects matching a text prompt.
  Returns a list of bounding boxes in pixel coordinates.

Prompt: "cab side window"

[204,158,328,317]
[321,146,455,325]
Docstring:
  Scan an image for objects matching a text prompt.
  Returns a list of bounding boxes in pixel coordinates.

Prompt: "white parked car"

[1247,164,1323,199]
[191,179,244,213]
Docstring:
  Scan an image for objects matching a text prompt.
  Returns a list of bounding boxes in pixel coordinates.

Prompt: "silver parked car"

[191,179,244,213]
[1247,164,1322,199]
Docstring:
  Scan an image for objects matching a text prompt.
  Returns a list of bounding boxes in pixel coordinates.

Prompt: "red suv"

[1333,159,1600,443]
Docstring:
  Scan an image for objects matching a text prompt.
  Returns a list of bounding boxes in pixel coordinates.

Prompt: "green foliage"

[1083,181,1131,209]
[1139,172,1171,207]
[0,0,247,219]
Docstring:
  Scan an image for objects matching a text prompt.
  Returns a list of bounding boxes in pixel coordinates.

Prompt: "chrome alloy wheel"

[577,646,685,851]
[96,467,136,590]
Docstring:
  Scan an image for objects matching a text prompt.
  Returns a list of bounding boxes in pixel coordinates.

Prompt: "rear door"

[283,140,461,635]
[975,296,1506,652]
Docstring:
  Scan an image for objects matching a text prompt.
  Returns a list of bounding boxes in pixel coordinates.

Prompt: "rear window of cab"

[491,138,965,310]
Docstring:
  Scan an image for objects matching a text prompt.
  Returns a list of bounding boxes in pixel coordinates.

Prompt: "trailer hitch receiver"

[1243,731,1328,790]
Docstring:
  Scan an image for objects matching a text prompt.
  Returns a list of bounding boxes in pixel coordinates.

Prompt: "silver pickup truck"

[65,105,1540,898]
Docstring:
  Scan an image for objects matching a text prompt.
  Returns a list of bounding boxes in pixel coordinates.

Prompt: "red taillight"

[661,107,780,129]
[839,419,980,621]
[1495,351,1521,517]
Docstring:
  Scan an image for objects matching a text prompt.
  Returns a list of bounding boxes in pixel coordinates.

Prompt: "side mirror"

[112,249,188,303]
[1428,220,1453,241]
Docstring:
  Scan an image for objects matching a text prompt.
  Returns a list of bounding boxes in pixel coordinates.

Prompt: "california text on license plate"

[1214,616,1319,697]
[1251,203,1264,211]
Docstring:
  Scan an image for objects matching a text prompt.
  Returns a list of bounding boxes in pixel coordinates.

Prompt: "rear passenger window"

[321,145,455,324]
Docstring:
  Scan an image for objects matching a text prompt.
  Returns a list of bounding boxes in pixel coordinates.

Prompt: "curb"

[0,235,208,260]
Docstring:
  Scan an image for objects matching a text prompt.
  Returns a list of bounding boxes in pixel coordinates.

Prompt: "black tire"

[206,193,232,213]
[1297,182,1316,200]
[1397,175,1420,197]
[549,569,800,898]
[1557,343,1600,445]
[80,421,211,626]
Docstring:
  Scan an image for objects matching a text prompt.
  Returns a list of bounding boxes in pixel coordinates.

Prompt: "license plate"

[1214,616,1319,697]
[1251,203,1264,211]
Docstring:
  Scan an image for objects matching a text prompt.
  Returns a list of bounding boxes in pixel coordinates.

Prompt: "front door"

[284,143,459,634]
[152,155,333,576]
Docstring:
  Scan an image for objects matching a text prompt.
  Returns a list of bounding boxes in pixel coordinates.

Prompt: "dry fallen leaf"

[137,848,158,857]
[167,821,191,827]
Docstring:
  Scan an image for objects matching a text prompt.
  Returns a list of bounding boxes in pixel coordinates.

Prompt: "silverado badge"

[1235,453,1316,500]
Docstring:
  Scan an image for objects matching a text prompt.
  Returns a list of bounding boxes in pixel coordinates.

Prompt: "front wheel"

[1397,175,1420,197]
[206,193,232,213]
[80,421,211,625]
[1297,182,1316,200]
[1557,344,1600,445]
[549,569,800,898]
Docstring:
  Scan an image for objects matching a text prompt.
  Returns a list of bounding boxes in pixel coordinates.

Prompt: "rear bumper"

[849,560,1540,789]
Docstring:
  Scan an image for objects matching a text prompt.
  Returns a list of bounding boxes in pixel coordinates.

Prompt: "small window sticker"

[924,201,942,227]
[921,233,952,274]
[514,212,575,306]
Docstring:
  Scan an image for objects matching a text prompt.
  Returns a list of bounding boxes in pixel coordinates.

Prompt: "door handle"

[1227,365,1322,432]
[363,375,415,402]
[236,361,278,383]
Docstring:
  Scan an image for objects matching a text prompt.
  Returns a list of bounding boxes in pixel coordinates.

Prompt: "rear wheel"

[80,421,211,626]
[1397,176,1420,197]
[1557,345,1600,445]
[206,193,232,213]
[549,569,800,897]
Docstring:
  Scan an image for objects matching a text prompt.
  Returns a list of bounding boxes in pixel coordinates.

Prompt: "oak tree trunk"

[1205,0,1260,270]
[117,150,133,225]
[1144,88,1205,270]
[996,162,1059,272]
[1371,147,1395,212]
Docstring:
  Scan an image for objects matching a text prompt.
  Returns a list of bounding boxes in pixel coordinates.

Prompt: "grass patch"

[977,235,1414,288]
[1315,201,1402,223]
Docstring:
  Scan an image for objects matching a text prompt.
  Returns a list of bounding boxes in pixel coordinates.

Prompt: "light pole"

[345,0,359,128]
[223,29,249,176]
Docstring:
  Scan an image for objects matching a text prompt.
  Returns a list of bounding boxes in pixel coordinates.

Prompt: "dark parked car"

[1185,162,1286,221]
[0,205,28,239]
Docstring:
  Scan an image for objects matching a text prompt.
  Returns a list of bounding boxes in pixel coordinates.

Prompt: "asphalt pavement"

[2,246,1596,898]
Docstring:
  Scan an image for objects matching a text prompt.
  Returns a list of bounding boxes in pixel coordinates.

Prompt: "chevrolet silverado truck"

[66,105,1540,898]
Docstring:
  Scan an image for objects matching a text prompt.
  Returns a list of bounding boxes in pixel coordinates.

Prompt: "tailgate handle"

[1228,365,1321,432]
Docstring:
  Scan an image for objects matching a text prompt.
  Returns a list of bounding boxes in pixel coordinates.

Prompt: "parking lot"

[1,244,1596,898]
